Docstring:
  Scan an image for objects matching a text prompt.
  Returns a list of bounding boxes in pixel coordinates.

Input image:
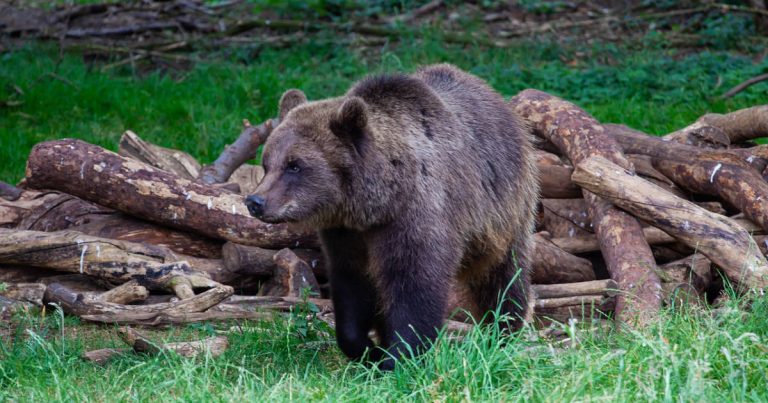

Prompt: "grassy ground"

[1,36,768,401]
[1,295,768,400]
[1,40,765,183]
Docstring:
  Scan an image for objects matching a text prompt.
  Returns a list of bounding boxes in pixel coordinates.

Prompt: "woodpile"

[1,89,766,334]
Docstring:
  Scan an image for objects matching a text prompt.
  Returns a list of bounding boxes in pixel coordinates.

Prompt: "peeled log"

[510,89,660,325]
[572,156,768,289]
[24,139,315,248]
[532,279,618,299]
[532,233,595,284]
[551,227,674,254]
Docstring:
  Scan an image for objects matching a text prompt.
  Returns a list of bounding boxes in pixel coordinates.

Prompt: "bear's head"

[245,89,374,227]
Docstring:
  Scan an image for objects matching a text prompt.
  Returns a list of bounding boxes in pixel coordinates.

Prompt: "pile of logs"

[1,90,766,333]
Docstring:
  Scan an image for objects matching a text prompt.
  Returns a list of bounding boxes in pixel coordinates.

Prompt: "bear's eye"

[286,161,301,174]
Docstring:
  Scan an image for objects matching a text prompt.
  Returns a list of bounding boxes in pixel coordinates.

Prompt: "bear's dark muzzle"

[245,195,266,218]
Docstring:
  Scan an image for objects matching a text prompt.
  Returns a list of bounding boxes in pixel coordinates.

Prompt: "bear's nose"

[245,195,266,218]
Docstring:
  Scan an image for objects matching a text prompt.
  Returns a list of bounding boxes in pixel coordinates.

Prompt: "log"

[532,233,595,284]
[652,158,768,234]
[92,280,149,304]
[535,295,605,309]
[608,123,768,235]
[510,89,661,325]
[197,118,274,185]
[44,282,233,320]
[540,199,593,237]
[0,181,22,201]
[222,242,325,279]
[120,130,264,195]
[118,130,201,180]
[572,156,768,289]
[605,123,768,172]
[0,229,228,296]
[664,121,730,148]
[117,327,229,358]
[25,139,315,248]
[532,279,618,299]
[4,187,223,259]
[550,226,675,254]
[656,254,712,296]
[82,348,130,365]
[258,249,320,297]
[538,164,581,198]
[79,295,331,325]
[684,106,768,144]
[0,283,46,306]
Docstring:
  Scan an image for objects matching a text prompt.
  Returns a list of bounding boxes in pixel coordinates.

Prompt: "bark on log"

[0,229,229,296]
[572,156,768,289]
[120,130,265,195]
[683,106,768,144]
[4,187,223,259]
[532,233,595,284]
[540,199,593,237]
[258,248,320,297]
[664,121,730,148]
[93,280,149,304]
[538,164,581,198]
[653,158,768,234]
[0,283,46,306]
[510,89,661,325]
[118,130,201,180]
[656,254,712,295]
[222,242,325,279]
[25,139,315,248]
[118,327,228,358]
[44,282,233,320]
[197,118,274,185]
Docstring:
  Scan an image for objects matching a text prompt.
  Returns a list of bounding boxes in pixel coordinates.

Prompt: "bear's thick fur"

[247,64,539,369]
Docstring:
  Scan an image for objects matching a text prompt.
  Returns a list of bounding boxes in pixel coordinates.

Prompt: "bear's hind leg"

[321,228,378,361]
[468,244,531,332]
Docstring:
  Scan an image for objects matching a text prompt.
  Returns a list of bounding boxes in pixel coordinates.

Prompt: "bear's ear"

[278,89,308,121]
[329,96,367,148]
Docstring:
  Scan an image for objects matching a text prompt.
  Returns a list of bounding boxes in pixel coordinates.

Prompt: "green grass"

[2,295,768,401]
[1,37,768,400]
[1,40,766,184]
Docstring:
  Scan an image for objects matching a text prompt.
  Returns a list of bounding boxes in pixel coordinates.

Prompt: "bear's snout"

[245,195,266,218]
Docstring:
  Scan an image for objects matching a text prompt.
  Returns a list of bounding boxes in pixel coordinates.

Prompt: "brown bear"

[246,64,539,370]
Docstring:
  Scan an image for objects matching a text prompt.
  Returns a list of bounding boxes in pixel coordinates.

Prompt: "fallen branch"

[25,139,315,248]
[44,282,233,320]
[0,229,226,297]
[720,73,768,99]
[572,156,768,289]
[510,89,661,326]
[117,326,229,358]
